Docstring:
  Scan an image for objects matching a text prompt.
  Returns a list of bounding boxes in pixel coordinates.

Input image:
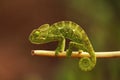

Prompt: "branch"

[31,50,120,58]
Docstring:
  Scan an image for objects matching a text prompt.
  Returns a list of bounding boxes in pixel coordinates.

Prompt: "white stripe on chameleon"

[68,21,72,27]
[54,23,58,27]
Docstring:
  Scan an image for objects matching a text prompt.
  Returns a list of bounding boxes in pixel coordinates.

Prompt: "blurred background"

[0,0,120,80]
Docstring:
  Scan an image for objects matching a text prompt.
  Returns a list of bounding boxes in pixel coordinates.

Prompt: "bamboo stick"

[31,50,120,58]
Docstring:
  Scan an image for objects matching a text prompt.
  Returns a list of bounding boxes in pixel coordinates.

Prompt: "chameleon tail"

[79,41,96,71]
[79,56,96,71]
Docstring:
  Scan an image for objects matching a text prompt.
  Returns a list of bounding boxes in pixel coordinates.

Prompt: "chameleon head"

[29,24,49,44]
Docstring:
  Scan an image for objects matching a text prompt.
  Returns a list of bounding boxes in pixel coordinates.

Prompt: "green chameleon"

[29,21,96,71]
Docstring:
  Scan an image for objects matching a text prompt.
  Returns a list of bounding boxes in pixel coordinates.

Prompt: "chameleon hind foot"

[78,50,83,54]
[66,49,72,57]
[66,41,86,57]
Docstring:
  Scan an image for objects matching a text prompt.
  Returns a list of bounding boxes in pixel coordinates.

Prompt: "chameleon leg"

[47,34,65,55]
[53,35,65,55]
[66,41,87,57]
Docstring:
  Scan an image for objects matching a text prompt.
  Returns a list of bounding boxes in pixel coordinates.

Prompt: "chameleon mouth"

[29,34,46,44]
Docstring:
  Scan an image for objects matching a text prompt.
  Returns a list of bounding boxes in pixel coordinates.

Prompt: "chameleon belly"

[29,21,96,71]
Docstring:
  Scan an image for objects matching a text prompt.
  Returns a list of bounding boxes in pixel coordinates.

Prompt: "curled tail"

[79,39,96,71]
[79,52,96,71]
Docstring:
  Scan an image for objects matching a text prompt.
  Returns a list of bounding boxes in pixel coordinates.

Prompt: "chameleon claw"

[78,50,83,54]
[55,49,63,56]
[55,50,59,56]
[55,46,64,56]
[66,49,72,57]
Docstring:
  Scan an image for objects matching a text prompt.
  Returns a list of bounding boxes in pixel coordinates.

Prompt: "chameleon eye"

[33,30,40,37]
[34,31,40,35]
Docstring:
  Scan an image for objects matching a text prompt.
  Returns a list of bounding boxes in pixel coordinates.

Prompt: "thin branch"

[31,50,120,58]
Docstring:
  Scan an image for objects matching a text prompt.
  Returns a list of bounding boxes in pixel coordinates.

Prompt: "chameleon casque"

[29,21,96,71]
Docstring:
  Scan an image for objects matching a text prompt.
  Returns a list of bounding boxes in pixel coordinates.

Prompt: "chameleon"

[29,21,96,71]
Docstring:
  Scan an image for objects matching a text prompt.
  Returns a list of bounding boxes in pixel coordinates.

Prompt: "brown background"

[0,0,67,80]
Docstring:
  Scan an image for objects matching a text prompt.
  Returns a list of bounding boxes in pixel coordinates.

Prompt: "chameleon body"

[29,21,96,71]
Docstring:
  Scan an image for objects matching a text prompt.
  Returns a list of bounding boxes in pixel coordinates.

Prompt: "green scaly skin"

[29,21,96,71]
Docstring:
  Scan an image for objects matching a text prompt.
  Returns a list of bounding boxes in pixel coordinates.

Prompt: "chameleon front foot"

[55,48,64,56]
[55,50,61,56]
